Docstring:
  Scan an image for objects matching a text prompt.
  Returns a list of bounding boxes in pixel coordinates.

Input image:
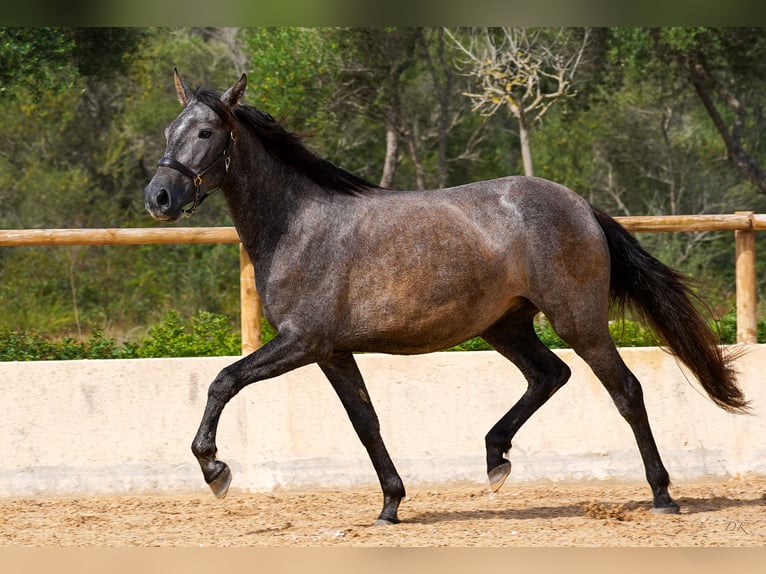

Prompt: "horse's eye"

[199,129,213,139]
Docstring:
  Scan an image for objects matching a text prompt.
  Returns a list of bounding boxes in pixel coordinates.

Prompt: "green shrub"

[136,309,241,358]
[712,311,766,344]
[1,308,763,362]
[0,329,139,361]
[608,319,660,347]
[715,311,738,345]
[447,337,493,351]
[447,316,667,352]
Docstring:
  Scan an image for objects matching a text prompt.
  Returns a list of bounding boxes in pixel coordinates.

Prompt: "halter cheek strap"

[157,132,235,217]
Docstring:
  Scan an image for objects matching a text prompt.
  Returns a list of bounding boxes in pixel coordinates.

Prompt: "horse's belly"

[339,284,526,354]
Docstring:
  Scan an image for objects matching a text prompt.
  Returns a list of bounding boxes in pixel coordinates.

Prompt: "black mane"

[194,88,380,195]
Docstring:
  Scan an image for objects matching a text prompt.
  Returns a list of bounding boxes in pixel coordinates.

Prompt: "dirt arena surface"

[1,477,764,547]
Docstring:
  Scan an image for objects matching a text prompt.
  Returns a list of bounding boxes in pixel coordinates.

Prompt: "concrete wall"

[1,347,765,497]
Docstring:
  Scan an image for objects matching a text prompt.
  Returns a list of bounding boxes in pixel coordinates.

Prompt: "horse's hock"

[1,347,765,498]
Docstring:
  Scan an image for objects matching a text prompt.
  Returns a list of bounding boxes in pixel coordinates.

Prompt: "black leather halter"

[157,132,234,217]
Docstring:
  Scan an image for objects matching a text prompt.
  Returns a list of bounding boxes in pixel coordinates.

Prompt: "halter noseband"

[157,132,235,217]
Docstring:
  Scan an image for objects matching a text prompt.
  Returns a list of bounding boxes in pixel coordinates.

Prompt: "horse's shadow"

[401,494,766,525]
[674,494,766,514]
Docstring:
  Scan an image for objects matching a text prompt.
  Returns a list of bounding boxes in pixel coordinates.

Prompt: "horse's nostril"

[157,188,170,209]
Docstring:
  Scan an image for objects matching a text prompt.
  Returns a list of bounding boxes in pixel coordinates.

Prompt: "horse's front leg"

[319,353,405,525]
[191,332,320,498]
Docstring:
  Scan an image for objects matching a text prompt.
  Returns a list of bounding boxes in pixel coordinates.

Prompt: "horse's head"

[144,69,247,222]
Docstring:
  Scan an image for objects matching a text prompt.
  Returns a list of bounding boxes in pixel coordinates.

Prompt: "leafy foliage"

[135,310,241,358]
[0,310,274,361]
[448,317,671,352]
[0,28,76,95]
[0,329,138,361]
[4,310,756,361]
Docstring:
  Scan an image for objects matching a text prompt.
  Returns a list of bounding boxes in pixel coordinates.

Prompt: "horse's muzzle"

[145,177,187,222]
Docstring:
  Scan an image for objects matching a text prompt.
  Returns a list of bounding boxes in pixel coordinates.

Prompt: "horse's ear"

[222,73,247,109]
[173,68,192,107]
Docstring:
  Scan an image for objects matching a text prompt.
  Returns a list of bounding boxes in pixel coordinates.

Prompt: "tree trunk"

[66,247,82,338]
[518,115,534,177]
[436,28,451,188]
[404,131,427,190]
[379,126,399,188]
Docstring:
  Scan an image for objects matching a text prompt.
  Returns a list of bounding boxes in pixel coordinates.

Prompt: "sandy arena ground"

[1,476,765,547]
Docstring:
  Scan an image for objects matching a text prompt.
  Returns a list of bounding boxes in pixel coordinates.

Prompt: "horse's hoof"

[488,460,512,493]
[652,502,680,515]
[207,462,232,499]
[373,517,399,526]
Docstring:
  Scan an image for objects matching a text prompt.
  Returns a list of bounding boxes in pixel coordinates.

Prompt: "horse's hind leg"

[556,323,680,513]
[318,352,406,525]
[548,300,679,514]
[481,308,572,492]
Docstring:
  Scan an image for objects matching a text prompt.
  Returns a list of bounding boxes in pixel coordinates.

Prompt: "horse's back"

[436,175,608,272]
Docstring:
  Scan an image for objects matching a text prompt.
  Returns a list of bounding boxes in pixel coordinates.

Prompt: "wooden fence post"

[735,211,758,344]
[239,244,262,354]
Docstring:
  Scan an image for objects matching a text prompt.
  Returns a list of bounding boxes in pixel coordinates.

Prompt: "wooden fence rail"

[0,212,762,352]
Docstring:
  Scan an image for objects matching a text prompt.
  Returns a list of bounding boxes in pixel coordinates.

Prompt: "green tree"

[315,27,496,191]
[0,28,245,336]
[0,28,77,95]
[609,28,766,194]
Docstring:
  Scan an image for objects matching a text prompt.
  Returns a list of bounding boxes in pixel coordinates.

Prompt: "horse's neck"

[222,143,321,266]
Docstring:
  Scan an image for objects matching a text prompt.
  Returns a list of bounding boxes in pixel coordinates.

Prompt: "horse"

[144,70,748,525]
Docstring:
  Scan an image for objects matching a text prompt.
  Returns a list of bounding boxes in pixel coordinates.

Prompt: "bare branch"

[446,27,590,176]
[446,27,590,125]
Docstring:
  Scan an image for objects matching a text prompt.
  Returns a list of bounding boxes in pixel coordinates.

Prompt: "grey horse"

[145,70,747,525]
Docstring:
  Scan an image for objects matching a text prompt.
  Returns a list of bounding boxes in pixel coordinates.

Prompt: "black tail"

[592,208,749,414]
